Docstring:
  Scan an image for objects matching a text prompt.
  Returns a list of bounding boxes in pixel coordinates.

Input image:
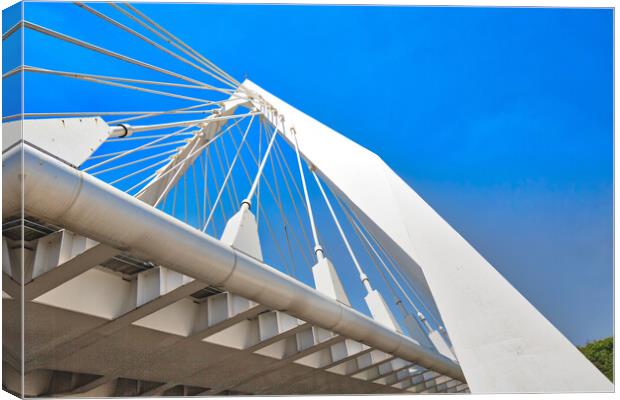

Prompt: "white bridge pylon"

[235,80,612,393]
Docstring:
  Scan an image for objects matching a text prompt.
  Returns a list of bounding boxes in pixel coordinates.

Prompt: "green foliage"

[579,336,613,382]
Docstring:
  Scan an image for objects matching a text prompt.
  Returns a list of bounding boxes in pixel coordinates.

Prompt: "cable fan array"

[2,2,456,366]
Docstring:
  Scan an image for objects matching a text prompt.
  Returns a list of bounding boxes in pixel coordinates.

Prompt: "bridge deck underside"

[2,217,468,397]
[4,304,397,396]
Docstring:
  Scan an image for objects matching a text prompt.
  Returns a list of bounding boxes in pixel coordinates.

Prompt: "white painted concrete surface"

[241,80,613,393]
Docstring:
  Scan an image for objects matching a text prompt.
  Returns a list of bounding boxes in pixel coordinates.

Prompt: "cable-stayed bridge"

[1,3,612,396]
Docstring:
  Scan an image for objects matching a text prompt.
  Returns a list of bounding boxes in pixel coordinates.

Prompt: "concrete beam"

[3,272,20,300]
[372,361,416,384]
[255,345,375,395]
[397,370,441,392]
[140,382,174,397]
[152,312,307,394]
[24,278,206,371]
[346,354,396,378]
[209,335,346,395]
[76,302,269,391]
[25,242,120,301]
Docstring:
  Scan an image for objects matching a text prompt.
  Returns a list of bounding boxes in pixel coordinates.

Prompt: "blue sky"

[3,3,613,346]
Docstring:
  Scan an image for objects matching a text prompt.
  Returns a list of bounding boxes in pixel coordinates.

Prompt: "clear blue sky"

[4,3,613,346]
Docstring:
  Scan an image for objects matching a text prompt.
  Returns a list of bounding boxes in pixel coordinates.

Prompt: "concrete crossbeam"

[26,240,120,301]
[209,335,346,395]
